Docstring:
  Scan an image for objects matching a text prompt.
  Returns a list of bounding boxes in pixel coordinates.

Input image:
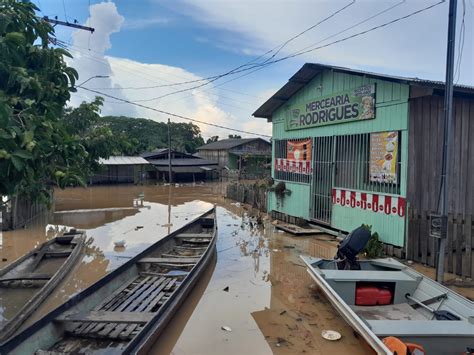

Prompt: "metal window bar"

[334,132,401,195]
[273,138,311,184]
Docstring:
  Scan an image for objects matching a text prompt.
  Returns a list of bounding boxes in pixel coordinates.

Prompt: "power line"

[77,87,271,138]
[259,0,355,66]
[131,0,445,103]
[148,0,408,108]
[105,1,356,99]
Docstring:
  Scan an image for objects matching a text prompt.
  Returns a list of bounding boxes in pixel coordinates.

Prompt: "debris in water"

[221,326,232,332]
[321,330,341,341]
[113,240,126,247]
[272,249,280,252]
[223,286,229,292]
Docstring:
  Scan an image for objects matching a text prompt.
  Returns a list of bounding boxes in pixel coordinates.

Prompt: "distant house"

[90,156,151,185]
[142,149,219,182]
[196,138,271,177]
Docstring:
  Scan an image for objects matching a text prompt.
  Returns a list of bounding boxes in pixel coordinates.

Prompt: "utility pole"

[436,0,457,283]
[168,118,173,184]
[42,16,95,33]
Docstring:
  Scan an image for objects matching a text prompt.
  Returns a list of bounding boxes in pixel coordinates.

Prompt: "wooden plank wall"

[407,95,474,277]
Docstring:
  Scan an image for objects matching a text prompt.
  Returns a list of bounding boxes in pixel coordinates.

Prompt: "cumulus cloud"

[67,2,270,139]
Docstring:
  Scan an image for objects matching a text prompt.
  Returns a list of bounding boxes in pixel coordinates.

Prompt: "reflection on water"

[0,183,368,353]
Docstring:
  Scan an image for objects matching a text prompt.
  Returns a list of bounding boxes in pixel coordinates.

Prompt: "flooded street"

[1,183,369,354]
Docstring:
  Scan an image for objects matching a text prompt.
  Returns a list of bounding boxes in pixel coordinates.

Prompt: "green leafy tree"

[0,0,85,203]
[206,136,219,144]
[101,116,205,154]
[63,97,135,175]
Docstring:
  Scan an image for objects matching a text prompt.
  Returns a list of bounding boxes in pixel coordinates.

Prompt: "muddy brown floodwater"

[1,183,372,354]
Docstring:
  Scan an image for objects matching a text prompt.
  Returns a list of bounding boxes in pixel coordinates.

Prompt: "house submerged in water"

[253,63,474,279]
[196,138,271,178]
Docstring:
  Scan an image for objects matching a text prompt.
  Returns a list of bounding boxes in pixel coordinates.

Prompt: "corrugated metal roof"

[148,158,218,166]
[99,156,150,165]
[197,138,270,150]
[253,63,474,119]
[141,149,168,159]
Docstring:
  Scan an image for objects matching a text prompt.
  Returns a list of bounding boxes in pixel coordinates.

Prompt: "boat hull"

[0,232,85,343]
[301,256,474,355]
[0,208,217,354]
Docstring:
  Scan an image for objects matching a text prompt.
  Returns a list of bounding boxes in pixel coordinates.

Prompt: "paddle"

[406,294,461,321]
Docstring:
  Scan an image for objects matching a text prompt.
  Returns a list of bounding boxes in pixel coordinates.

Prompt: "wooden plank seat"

[138,257,200,264]
[160,253,203,259]
[43,251,72,258]
[56,311,154,324]
[174,233,211,239]
[0,273,53,283]
[174,245,207,251]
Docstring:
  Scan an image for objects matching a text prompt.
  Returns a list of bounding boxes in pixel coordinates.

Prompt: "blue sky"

[35,0,473,139]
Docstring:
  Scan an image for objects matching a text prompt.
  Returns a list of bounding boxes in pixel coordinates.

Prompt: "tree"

[0,1,85,203]
[101,116,205,154]
[63,97,134,175]
[206,136,219,144]
[228,134,241,139]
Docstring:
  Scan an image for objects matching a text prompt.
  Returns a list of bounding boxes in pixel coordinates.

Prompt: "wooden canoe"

[0,231,85,342]
[0,207,217,354]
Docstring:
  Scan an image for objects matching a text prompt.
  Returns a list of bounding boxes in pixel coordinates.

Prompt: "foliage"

[101,116,205,154]
[361,224,384,258]
[63,97,133,175]
[206,135,219,144]
[0,0,85,203]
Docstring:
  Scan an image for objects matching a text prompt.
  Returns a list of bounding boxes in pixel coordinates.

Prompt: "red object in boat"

[355,286,392,306]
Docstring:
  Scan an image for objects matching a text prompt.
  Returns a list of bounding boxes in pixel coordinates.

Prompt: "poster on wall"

[369,131,399,183]
[287,139,312,161]
[286,84,376,131]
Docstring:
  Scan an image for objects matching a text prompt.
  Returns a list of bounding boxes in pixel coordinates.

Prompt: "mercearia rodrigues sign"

[286,84,376,130]
[332,189,406,218]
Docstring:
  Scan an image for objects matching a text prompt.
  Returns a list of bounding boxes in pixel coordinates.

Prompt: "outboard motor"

[335,226,372,270]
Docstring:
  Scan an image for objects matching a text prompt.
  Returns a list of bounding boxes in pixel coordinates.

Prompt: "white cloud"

[175,0,474,85]
[122,17,171,30]
[67,2,270,140]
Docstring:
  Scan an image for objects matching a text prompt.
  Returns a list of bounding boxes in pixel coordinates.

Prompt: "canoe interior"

[1,209,216,354]
[0,232,84,335]
[303,256,474,354]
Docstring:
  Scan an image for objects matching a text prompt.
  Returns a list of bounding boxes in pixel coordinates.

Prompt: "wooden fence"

[407,208,473,278]
[0,193,51,231]
[225,183,268,212]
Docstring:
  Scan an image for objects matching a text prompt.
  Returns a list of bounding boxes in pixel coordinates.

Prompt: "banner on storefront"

[332,189,406,217]
[274,158,312,175]
[287,139,312,161]
[286,84,376,131]
[369,131,399,184]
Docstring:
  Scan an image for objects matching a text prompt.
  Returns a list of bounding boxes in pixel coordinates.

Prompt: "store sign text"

[286,84,376,131]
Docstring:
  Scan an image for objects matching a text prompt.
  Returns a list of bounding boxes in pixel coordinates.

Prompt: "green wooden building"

[254,63,474,276]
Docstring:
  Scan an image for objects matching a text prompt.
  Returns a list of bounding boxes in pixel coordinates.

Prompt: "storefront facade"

[255,64,410,247]
[255,63,474,276]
